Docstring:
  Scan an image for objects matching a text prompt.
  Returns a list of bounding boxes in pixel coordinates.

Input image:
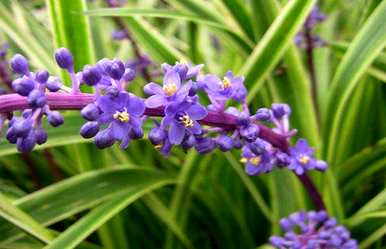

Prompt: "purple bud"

[106,86,120,96]
[181,134,196,149]
[28,89,46,108]
[46,77,62,92]
[35,70,49,83]
[12,78,35,96]
[216,135,233,152]
[22,109,32,118]
[240,124,259,142]
[6,128,17,144]
[280,218,293,232]
[34,128,48,145]
[122,68,136,82]
[47,111,64,127]
[10,54,29,75]
[108,59,125,80]
[195,137,215,154]
[111,29,129,40]
[149,126,166,145]
[81,103,100,121]
[16,133,36,153]
[54,48,74,70]
[96,58,112,74]
[129,126,143,139]
[276,151,291,167]
[315,160,328,171]
[12,120,32,138]
[255,108,271,121]
[95,129,115,149]
[82,65,102,86]
[80,121,100,138]
[271,103,291,119]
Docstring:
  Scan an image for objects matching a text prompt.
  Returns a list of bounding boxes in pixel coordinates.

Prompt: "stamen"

[298,155,310,165]
[249,156,261,166]
[222,77,231,89]
[163,83,177,96]
[113,110,130,122]
[179,114,194,128]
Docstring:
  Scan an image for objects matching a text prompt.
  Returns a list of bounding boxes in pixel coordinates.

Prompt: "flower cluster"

[295,6,326,48]
[270,210,358,249]
[0,48,328,177]
[5,52,65,152]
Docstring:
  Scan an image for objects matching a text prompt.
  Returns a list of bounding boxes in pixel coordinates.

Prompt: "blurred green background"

[0,0,385,248]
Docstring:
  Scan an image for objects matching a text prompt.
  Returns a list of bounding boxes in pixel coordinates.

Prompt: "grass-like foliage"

[0,0,385,248]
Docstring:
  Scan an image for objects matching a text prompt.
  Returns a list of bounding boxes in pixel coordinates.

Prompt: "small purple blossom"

[161,101,207,145]
[241,139,274,175]
[90,91,145,149]
[198,71,247,110]
[270,210,358,249]
[144,69,191,108]
[288,139,327,175]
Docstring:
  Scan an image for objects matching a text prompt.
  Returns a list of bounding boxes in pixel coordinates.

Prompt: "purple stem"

[0,92,325,210]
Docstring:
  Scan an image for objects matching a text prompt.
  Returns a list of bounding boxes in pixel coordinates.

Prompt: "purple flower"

[144,69,191,108]
[162,61,203,81]
[241,139,274,175]
[288,139,327,175]
[93,91,145,148]
[198,71,247,110]
[161,101,207,145]
[270,210,357,249]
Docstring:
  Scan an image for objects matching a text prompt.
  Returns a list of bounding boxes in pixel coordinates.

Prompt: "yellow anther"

[163,83,177,96]
[249,156,261,166]
[113,110,130,122]
[222,77,231,89]
[179,115,194,128]
[154,144,163,150]
[240,157,248,163]
[298,155,310,165]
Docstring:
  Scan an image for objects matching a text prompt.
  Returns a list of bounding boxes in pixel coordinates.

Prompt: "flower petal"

[127,94,145,116]
[186,103,207,120]
[144,82,164,95]
[111,121,130,140]
[163,70,181,88]
[145,94,165,108]
[168,121,185,145]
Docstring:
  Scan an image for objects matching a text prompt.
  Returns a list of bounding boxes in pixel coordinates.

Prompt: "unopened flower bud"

[47,111,64,127]
[55,48,74,71]
[12,77,34,96]
[10,54,29,75]
[80,121,100,138]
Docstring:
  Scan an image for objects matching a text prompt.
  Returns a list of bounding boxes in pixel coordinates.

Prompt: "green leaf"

[85,8,231,31]
[219,0,256,43]
[359,223,386,249]
[0,1,57,73]
[239,0,316,95]
[325,1,386,163]
[245,0,320,148]
[224,153,273,222]
[164,151,199,249]
[124,17,186,64]
[352,188,386,217]
[0,114,87,157]
[46,0,95,71]
[0,193,54,243]
[0,168,176,243]
[43,177,173,249]
[345,209,386,227]
[143,194,194,249]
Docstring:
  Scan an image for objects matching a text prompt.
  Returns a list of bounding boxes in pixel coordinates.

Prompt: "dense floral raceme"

[0,48,329,177]
[270,210,358,249]
[295,5,326,49]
